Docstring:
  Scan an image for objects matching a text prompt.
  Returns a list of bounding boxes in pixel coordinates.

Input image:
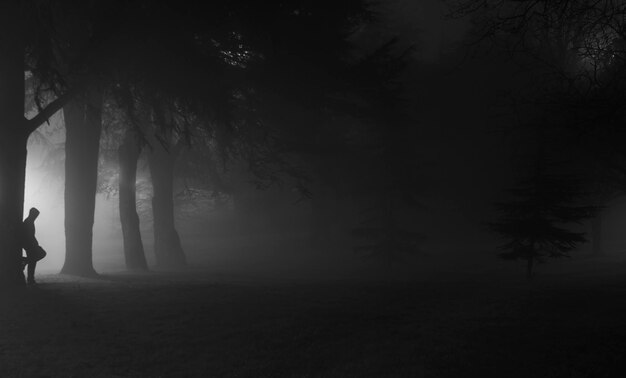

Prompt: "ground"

[1,264,626,377]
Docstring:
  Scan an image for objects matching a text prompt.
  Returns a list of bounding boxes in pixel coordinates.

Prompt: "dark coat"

[22,217,39,250]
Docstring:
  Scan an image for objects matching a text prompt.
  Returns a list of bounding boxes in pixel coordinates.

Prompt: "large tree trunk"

[61,90,102,276]
[119,131,147,270]
[0,133,28,286]
[148,138,186,268]
[0,4,27,286]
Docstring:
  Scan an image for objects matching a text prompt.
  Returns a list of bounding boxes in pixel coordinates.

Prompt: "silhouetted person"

[22,208,46,285]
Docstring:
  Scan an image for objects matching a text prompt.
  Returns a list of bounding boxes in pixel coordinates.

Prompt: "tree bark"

[119,131,147,270]
[148,138,186,268]
[61,89,102,276]
[591,215,603,256]
[0,133,28,286]
[0,3,27,286]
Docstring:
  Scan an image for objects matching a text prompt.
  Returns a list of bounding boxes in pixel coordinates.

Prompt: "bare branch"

[25,90,74,134]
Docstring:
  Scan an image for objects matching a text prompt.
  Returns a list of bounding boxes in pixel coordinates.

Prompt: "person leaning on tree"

[22,207,47,285]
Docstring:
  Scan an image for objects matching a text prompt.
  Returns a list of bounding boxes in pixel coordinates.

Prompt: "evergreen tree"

[491,161,596,278]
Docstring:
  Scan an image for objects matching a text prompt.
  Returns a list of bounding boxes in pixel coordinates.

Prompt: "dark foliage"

[491,161,596,267]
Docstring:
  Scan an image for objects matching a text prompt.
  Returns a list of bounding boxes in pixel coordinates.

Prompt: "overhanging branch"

[25,90,74,134]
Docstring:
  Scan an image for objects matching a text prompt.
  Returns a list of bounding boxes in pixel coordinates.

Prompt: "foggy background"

[19,0,626,281]
[7,0,626,376]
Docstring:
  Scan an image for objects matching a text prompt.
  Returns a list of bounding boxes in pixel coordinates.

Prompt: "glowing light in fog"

[24,138,65,273]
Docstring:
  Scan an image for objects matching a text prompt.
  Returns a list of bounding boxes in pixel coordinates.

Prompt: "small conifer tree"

[491,163,596,278]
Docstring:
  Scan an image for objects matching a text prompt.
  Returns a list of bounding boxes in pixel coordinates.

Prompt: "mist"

[3,0,626,376]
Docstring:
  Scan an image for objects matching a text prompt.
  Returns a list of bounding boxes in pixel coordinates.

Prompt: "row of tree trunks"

[0,3,186,283]
[61,90,103,276]
[63,111,187,274]
[118,130,148,270]
[62,100,188,273]
[148,135,186,268]
[0,3,28,286]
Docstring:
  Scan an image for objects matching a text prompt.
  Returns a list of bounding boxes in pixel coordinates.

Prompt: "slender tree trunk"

[0,4,27,286]
[591,215,603,256]
[148,138,186,268]
[61,89,102,276]
[119,131,147,270]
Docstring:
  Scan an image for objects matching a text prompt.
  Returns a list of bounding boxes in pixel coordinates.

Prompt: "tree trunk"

[591,215,603,256]
[0,3,27,286]
[148,139,186,268]
[0,134,28,286]
[61,90,102,276]
[118,131,147,270]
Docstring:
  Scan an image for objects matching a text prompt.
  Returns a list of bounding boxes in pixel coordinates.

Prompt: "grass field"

[1,266,626,377]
